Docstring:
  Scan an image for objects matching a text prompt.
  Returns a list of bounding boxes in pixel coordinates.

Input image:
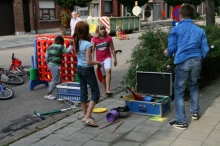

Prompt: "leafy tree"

[116,0,148,13]
[205,0,215,25]
[54,0,92,10]
[163,0,204,6]
[163,0,183,6]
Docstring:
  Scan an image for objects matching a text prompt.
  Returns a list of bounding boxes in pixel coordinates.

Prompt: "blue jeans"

[77,65,100,103]
[174,58,202,122]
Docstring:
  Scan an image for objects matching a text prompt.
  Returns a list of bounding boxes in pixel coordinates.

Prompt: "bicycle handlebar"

[12,53,14,60]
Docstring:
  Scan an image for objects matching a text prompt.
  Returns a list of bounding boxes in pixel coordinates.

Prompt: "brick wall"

[101,0,119,17]
[29,0,34,31]
[13,0,24,32]
[34,0,61,30]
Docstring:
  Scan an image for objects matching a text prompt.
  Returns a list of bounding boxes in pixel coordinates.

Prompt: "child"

[91,23,117,96]
[45,36,73,99]
[164,4,209,129]
[73,21,102,127]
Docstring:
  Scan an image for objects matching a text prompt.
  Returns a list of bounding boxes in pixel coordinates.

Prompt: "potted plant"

[50,16,55,20]
[42,15,49,20]
[60,9,70,30]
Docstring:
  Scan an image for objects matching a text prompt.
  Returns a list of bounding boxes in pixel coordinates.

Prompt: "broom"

[127,86,144,100]
[157,32,166,50]
[39,106,76,116]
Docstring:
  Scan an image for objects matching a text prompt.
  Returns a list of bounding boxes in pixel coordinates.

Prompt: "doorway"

[0,0,15,36]
[22,0,31,32]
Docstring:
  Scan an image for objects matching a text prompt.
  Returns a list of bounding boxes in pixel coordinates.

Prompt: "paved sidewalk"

[0,32,62,50]
[9,78,220,146]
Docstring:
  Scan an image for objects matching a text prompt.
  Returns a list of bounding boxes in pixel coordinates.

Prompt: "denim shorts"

[76,65,100,103]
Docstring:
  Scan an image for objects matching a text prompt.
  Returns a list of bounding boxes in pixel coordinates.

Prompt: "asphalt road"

[0,31,143,143]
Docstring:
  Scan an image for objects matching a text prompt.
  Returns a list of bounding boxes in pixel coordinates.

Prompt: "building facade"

[0,0,207,36]
[0,0,62,36]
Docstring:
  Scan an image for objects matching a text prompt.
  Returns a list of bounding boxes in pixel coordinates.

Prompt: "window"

[105,0,112,14]
[78,7,88,16]
[39,0,55,20]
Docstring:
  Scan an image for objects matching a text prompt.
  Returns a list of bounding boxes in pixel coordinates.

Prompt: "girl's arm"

[86,47,102,66]
[91,41,96,60]
[110,41,117,67]
[64,39,74,54]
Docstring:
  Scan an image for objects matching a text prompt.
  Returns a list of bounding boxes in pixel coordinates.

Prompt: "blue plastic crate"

[56,82,90,103]
[56,82,81,103]
[67,82,80,87]
[57,93,81,103]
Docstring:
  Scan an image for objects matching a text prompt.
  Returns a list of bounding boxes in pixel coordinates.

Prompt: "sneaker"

[191,113,199,120]
[169,120,186,130]
[44,94,56,100]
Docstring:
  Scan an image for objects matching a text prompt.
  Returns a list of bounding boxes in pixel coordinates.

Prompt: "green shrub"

[198,24,220,79]
[121,24,220,92]
[121,27,173,89]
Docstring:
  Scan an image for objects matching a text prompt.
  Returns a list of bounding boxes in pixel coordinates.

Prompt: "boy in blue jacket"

[164,4,210,129]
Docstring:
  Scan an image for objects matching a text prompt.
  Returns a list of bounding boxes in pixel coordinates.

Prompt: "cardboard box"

[125,72,172,117]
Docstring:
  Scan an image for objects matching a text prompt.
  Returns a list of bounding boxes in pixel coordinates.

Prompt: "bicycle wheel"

[3,74,24,85]
[23,65,31,76]
[0,86,14,100]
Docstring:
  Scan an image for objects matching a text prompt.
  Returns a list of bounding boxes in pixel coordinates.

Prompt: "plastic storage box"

[56,82,91,104]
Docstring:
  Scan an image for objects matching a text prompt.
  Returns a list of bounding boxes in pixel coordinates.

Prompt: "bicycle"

[8,53,30,76]
[0,68,14,99]
[0,68,24,85]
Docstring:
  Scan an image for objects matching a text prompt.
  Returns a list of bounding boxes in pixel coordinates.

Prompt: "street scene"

[1,0,220,146]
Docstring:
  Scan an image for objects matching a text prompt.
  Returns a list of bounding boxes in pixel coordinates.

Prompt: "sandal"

[101,93,106,97]
[106,92,113,97]
[82,119,98,127]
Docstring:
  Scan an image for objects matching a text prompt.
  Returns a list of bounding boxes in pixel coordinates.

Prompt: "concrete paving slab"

[215,122,220,129]
[192,116,219,126]
[38,134,69,145]
[133,125,160,134]
[187,122,215,133]
[209,129,220,139]
[83,140,111,146]
[122,131,151,142]
[10,137,40,146]
[55,140,80,146]
[28,128,53,138]
[171,138,203,146]
[202,110,220,119]
[54,126,83,135]
[141,138,173,146]
[93,132,123,143]
[179,130,209,142]
[29,142,51,146]
[150,130,182,141]
[210,102,220,108]
[109,125,135,134]
[65,132,97,143]
[202,136,220,146]
[142,118,168,127]
[44,123,67,131]
[112,140,141,146]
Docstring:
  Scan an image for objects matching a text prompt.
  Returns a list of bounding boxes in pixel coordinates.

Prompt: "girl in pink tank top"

[91,23,117,96]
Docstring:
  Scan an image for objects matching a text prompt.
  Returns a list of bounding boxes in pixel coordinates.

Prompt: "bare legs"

[103,68,111,94]
[82,100,97,126]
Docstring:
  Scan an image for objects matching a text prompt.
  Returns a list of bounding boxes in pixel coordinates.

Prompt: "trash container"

[85,16,140,35]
